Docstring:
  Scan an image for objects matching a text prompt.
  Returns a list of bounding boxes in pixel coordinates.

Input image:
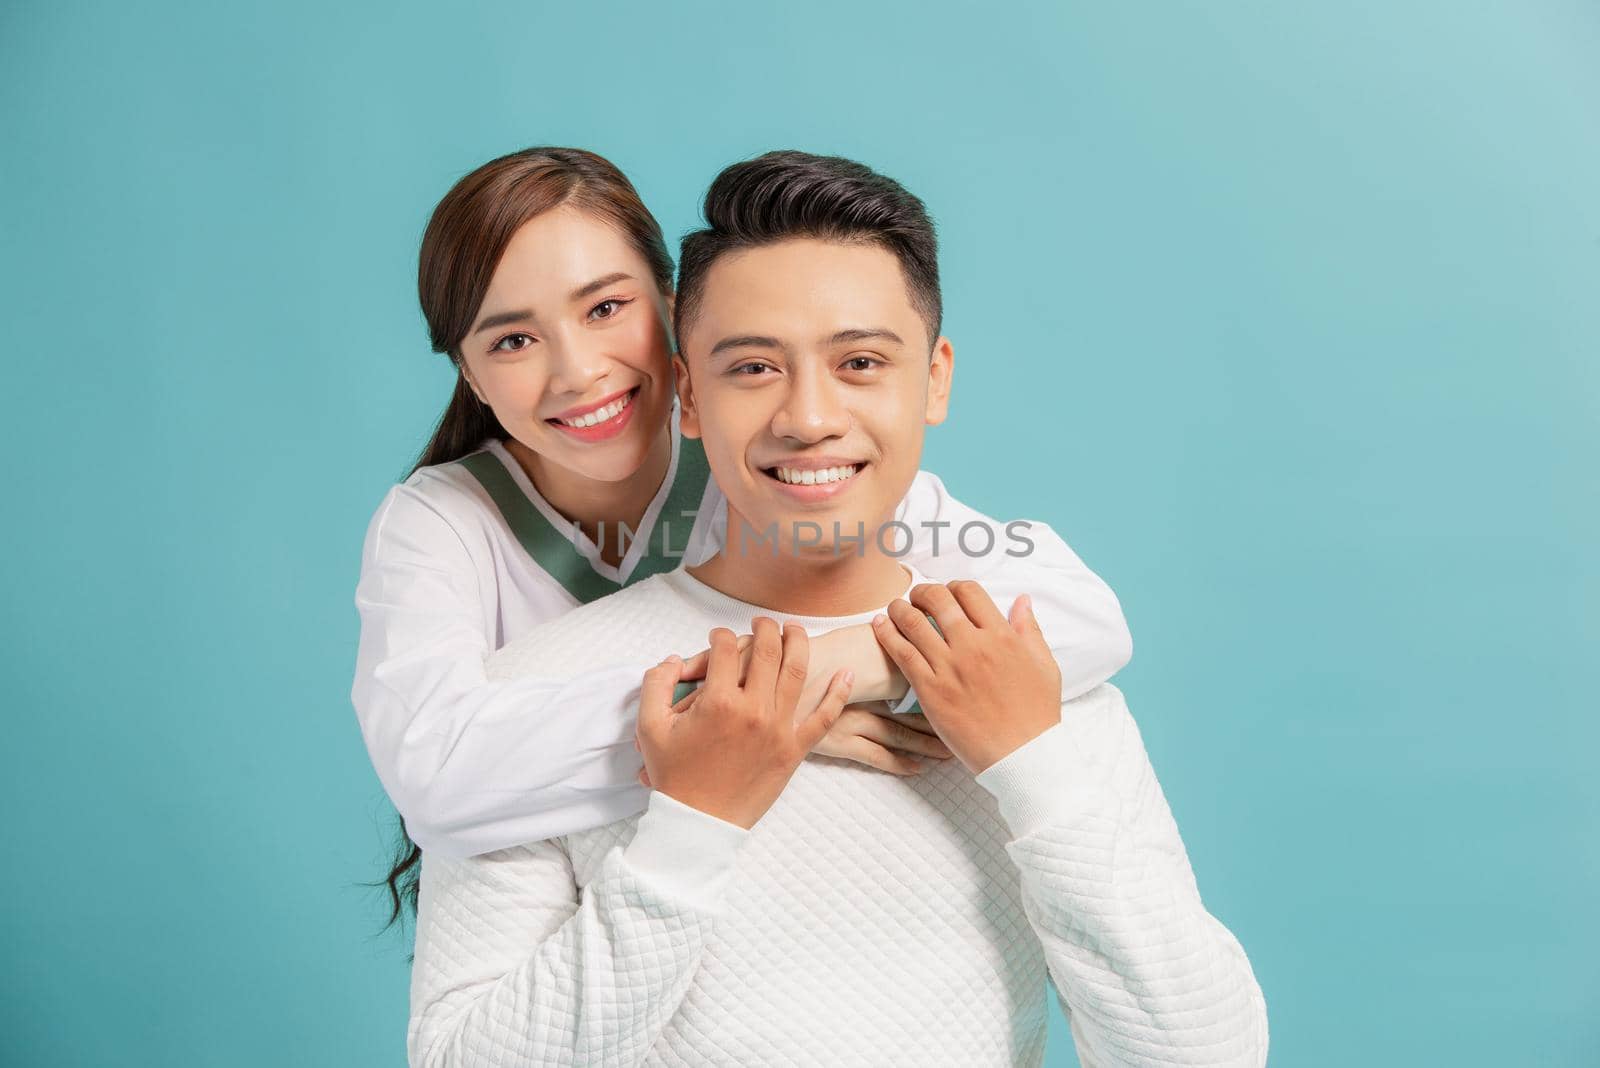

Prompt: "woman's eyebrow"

[471,308,535,336]
[469,273,638,336]
[569,272,635,302]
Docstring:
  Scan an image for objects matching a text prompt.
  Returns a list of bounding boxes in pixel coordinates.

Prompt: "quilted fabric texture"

[408,569,1268,1066]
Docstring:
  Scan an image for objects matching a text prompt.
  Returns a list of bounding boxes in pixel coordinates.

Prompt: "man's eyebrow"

[709,334,790,359]
[570,272,635,302]
[828,327,904,347]
[707,328,906,359]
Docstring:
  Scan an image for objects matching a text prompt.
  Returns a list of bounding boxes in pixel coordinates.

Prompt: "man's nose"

[771,363,850,443]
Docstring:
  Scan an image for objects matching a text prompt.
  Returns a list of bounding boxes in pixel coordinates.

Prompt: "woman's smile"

[546,385,641,442]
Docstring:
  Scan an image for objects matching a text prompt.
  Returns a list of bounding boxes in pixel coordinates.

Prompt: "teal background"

[3,1,1596,1064]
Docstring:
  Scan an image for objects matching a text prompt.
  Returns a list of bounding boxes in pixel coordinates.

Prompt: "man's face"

[674,238,953,561]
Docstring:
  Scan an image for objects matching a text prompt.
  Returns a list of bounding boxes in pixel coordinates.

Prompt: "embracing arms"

[353,469,1131,858]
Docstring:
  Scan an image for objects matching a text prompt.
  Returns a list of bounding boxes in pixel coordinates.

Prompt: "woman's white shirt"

[351,403,1133,859]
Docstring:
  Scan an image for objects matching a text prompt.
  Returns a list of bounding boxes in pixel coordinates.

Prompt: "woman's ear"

[663,290,679,354]
[924,336,954,426]
[672,353,701,439]
[457,358,489,407]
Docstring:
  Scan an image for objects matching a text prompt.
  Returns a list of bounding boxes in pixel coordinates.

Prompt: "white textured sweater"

[408,565,1268,1067]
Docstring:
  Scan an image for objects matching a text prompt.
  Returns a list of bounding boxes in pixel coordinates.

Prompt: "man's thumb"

[638,656,681,732]
[1010,595,1046,642]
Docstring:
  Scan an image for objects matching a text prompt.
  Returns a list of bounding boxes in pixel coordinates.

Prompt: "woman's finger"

[855,713,954,759]
[836,737,925,776]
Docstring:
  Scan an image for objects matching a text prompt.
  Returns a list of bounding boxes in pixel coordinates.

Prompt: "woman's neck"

[505,422,674,569]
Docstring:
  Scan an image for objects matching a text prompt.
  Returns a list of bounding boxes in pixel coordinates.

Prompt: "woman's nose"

[546,335,608,395]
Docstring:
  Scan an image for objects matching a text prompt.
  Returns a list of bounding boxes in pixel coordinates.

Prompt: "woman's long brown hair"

[377,147,674,936]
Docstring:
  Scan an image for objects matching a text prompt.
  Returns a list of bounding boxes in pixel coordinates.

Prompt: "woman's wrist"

[806,623,906,706]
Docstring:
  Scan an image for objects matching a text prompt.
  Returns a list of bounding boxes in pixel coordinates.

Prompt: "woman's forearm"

[802,623,908,710]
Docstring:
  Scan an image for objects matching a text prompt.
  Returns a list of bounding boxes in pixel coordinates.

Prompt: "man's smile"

[759,458,868,501]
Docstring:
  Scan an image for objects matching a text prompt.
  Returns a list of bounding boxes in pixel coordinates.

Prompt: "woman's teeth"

[771,464,860,486]
[555,390,634,428]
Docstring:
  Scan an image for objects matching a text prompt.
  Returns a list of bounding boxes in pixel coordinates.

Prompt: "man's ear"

[924,336,954,426]
[672,353,702,439]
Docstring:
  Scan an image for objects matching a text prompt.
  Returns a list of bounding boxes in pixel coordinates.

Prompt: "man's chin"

[725,506,887,562]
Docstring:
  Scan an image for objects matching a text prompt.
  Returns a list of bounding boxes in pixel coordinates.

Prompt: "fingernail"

[871,614,885,626]
[842,669,855,686]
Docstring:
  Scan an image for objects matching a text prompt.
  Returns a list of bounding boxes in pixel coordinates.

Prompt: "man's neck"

[687,517,911,617]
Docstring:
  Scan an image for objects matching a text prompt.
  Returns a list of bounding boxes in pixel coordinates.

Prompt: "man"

[406,151,1269,1067]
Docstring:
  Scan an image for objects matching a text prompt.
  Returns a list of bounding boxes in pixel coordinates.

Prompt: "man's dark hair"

[674,150,942,348]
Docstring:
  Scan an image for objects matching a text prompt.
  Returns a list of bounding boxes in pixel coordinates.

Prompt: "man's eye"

[732,363,772,376]
[492,333,535,353]
[844,356,879,371]
[589,298,632,321]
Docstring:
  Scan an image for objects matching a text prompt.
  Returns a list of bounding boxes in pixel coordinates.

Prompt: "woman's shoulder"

[362,438,509,554]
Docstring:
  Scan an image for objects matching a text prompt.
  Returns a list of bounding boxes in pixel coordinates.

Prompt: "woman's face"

[456,204,676,484]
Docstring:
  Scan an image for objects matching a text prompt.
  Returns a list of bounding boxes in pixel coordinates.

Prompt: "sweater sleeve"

[408,789,748,1067]
[352,483,650,860]
[894,469,1133,705]
[973,685,1269,1067]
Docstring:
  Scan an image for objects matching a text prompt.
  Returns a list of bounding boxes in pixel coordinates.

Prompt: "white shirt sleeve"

[974,685,1270,1066]
[407,789,748,1067]
[893,468,1134,709]
[351,483,650,860]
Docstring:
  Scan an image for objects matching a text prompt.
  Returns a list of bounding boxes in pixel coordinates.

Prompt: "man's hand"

[869,580,1062,774]
[633,617,854,829]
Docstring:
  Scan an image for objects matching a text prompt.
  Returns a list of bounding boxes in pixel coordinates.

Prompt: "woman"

[352,146,1133,922]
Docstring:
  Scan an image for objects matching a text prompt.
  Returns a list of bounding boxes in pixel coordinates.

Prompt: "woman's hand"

[637,699,952,785]
[870,581,1063,775]
[810,703,954,775]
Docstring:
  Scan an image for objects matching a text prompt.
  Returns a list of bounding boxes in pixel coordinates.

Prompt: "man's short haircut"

[674,151,942,349]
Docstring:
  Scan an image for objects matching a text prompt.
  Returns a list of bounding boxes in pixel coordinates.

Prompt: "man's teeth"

[556,391,633,428]
[772,464,860,486]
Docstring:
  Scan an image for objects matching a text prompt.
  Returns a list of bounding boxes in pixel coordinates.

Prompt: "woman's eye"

[492,333,535,354]
[589,298,631,321]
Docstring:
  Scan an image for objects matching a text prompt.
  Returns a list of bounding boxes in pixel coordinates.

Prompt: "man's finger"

[678,648,711,682]
[638,657,681,736]
[772,622,811,716]
[705,628,739,692]
[743,616,783,696]
[946,578,1009,630]
[795,668,853,752]
[872,606,935,685]
[907,583,975,646]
